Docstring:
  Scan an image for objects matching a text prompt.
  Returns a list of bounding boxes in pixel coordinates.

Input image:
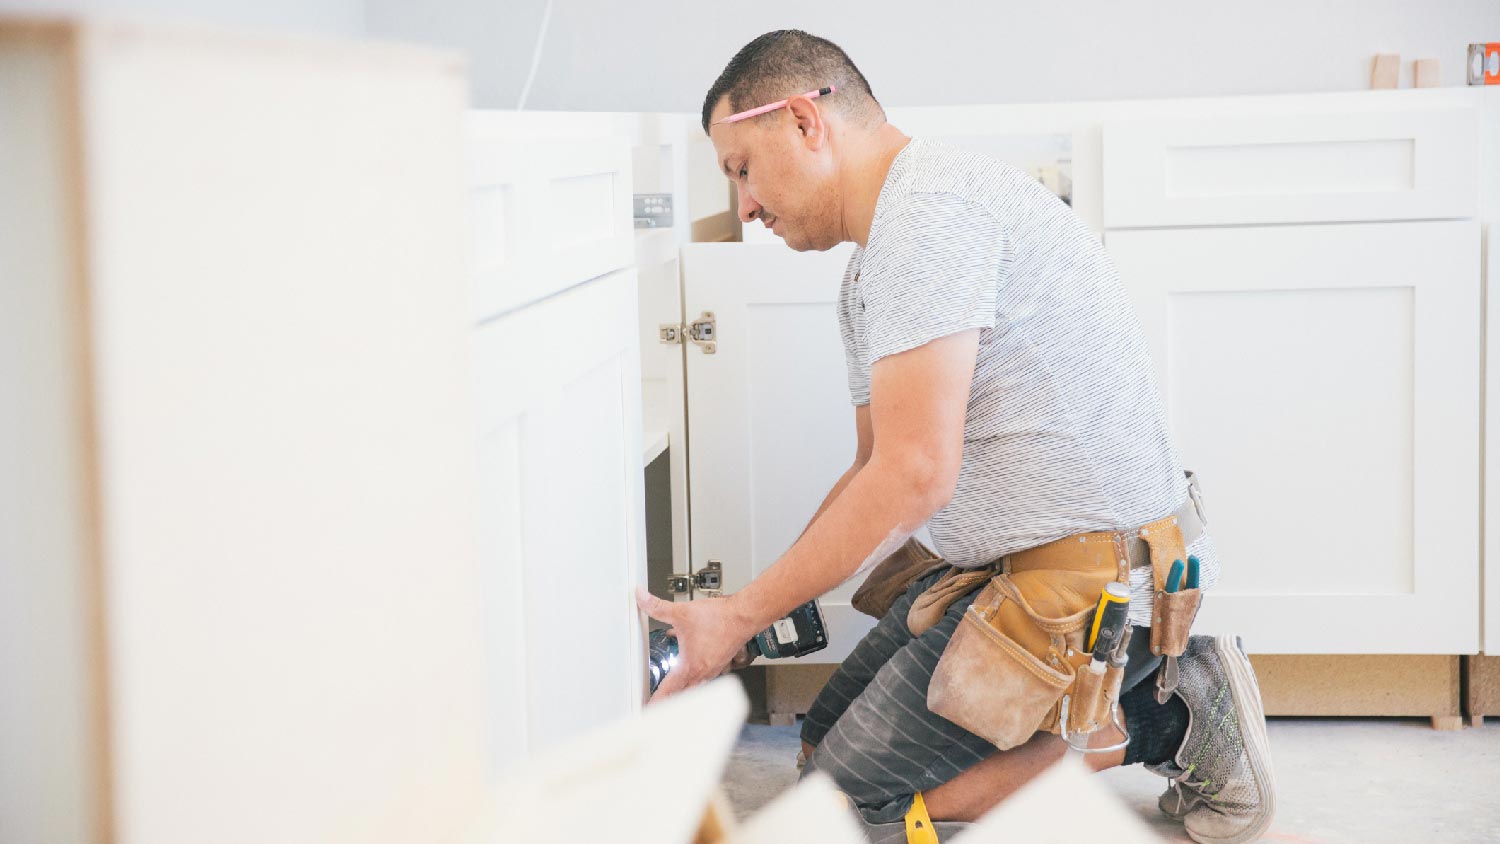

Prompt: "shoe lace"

[1168,763,1223,808]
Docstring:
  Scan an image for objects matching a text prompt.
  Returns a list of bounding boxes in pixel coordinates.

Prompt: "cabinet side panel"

[0,27,106,844]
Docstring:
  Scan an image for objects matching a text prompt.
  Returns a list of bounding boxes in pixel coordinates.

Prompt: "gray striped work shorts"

[800,566,1160,824]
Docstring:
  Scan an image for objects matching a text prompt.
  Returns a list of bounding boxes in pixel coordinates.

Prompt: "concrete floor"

[722,718,1500,843]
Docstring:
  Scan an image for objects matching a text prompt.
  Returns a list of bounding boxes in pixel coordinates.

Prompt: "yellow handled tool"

[1086,582,1130,654]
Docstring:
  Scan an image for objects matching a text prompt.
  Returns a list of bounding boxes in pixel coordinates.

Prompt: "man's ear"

[786,95,827,151]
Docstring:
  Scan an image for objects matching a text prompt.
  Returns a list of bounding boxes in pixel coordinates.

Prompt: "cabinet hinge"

[659,313,717,354]
[665,560,724,597]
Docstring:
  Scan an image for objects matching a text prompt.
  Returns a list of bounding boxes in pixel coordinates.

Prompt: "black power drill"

[648,599,829,694]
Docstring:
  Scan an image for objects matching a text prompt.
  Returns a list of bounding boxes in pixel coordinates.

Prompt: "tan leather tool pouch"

[1066,664,1108,735]
[927,582,1074,750]
[906,565,994,636]
[850,537,947,620]
[928,525,1146,748]
[1139,515,1201,658]
[1152,587,1202,656]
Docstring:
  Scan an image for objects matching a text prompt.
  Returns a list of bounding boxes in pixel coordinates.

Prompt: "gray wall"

[367,0,1500,112]
[5,1,1495,111]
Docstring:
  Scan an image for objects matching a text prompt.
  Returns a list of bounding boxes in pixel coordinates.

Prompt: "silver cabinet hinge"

[658,312,717,354]
[687,312,716,354]
[665,560,724,597]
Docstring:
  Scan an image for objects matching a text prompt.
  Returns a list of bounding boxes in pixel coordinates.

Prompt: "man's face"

[708,95,841,252]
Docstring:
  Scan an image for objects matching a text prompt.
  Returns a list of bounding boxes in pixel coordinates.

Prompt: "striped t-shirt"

[837,137,1220,625]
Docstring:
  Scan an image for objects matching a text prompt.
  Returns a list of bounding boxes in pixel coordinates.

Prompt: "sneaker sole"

[1185,635,1277,844]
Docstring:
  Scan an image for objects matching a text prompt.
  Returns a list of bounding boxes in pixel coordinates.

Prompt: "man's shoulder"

[892,138,1024,202]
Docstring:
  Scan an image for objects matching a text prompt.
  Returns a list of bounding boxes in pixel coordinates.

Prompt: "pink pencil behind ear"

[717,85,836,125]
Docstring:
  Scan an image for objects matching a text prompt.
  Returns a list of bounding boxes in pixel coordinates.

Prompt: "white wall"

[367,0,1500,112]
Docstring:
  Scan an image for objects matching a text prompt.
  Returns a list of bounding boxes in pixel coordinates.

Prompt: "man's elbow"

[878,451,960,518]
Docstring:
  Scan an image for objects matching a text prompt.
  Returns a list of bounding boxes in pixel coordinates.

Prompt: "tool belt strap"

[1002,470,1207,575]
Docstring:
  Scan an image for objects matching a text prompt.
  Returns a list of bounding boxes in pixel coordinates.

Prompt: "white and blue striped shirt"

[838,138,1220,625]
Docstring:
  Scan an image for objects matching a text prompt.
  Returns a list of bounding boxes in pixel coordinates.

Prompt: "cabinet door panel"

[1108,221,1480,653]
[473,269,647,759]
[680,244,875,663]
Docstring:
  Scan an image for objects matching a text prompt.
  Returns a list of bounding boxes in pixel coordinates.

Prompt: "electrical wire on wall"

[515,0,554,110]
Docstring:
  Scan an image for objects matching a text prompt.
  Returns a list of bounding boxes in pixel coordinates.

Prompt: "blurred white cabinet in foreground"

[1,19,486,844]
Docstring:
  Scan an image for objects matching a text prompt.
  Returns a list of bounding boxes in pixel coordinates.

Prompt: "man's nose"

[736,183,763,224]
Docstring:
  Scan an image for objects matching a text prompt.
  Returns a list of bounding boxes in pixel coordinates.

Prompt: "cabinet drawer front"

[1103,107,1477,228]
[470,132,633,321]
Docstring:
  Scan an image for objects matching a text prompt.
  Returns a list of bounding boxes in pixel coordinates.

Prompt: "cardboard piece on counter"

[1414,58,1441,88]
[1371,53,1401,89]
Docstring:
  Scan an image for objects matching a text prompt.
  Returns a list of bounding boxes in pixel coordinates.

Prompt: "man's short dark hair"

[701,30,884,134]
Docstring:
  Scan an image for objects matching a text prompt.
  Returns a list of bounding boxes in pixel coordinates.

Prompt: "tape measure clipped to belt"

[904,791,939,844]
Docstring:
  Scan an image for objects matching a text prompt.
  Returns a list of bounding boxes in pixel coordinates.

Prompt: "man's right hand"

[636,587,763,700]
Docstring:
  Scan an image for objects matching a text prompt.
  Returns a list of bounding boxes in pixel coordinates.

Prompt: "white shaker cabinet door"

[679,243,872,664]
[1107,221,1480,654]
[473,268,648,767]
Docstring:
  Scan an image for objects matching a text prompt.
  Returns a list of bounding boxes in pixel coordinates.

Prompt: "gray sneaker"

[1147,634,1276,844]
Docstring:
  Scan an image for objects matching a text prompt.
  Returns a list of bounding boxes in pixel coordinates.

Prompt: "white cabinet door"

[1107,220,1480,654]
[473,269,648,766]
[679,243,873,664]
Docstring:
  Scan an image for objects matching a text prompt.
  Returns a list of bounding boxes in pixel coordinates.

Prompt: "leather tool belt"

[917,470,1208,751]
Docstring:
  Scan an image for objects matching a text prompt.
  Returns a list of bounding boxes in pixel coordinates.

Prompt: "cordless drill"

[648,599,829,694]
